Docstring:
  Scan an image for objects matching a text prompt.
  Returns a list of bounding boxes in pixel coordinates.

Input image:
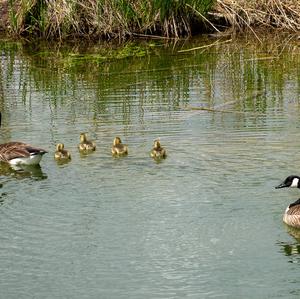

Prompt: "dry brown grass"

[6,0,215,40]
[212,0,300,32]
[4,0,300,39]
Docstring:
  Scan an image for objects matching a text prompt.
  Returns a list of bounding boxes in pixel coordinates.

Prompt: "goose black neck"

[289,198,300,208]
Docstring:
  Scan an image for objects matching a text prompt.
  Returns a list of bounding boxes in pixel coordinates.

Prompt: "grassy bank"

[2,0,300,40]
[6,0,214,39]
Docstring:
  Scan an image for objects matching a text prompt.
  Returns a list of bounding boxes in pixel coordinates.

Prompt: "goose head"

[276,175,300,189]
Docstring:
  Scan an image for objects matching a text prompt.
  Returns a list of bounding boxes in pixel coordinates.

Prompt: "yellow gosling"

[78,133,96,152]
[150,140,167,159]
[54,143,71,161]
[111,137,128,156]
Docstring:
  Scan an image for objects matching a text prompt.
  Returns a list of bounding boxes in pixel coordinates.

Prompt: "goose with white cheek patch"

[0,142,47,166]
[276,175,300,228]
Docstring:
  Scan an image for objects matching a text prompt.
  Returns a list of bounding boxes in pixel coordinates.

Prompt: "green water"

[1,35,300,298]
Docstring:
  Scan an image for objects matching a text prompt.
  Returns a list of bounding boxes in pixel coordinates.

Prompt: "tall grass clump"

[7,0,215,39]
[213,0,300,32]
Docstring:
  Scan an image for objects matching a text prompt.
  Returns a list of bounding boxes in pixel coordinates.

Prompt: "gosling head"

[56,143,64,151]
[80,133,87,143]
[153,140,161,149]
[113,137,122,146]
[276,175,300,189]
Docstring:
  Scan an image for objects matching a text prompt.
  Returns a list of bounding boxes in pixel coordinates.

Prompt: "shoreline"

[0,0,299,40]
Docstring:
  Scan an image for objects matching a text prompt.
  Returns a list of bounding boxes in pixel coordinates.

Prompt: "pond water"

[0,35,300,298]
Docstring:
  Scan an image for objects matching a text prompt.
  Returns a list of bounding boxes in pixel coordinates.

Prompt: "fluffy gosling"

[78,133,96,152]
[111,137,128,156]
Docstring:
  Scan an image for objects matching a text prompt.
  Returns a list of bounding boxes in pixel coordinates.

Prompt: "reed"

[7,0,215,39]
[213,0,300,32]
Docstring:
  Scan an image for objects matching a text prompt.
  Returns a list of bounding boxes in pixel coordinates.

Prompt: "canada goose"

[0,142,47,165]
[150,140,167,159]
[276,175,300,228]
[111,137,128,156]
[54,143,71,161]
[78,133,96,152]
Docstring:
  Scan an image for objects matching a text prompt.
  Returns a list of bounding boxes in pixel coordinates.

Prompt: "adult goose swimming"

[0,142,47,166]
[276,175,300,228]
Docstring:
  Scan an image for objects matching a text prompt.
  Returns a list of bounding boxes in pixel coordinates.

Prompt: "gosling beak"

[275,182,287,189]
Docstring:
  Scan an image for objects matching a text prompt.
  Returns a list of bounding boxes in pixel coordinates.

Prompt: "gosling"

[111,137,128,156]
[54,143,71,161]
[78,133,96,152]
[150,140,167,159]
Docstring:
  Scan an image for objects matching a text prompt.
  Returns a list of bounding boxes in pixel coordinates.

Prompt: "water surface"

[1,35,300,298]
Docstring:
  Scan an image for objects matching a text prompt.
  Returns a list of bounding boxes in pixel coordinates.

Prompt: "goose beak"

[275,182,287,189]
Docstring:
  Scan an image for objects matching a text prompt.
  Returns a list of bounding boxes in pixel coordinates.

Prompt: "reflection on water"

[285,225,300,243]
[0,163,47,181]
[280,241,300,256]
[55,158,72,166]
[278,226,300,263]
[0,35,300,298]
[283,244,300,258]
[0,187,7,206]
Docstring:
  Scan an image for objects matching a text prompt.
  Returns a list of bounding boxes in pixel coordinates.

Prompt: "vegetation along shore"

[0,0,300,40]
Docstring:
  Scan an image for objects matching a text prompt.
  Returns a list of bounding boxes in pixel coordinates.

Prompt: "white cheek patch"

[291,178,299,188]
